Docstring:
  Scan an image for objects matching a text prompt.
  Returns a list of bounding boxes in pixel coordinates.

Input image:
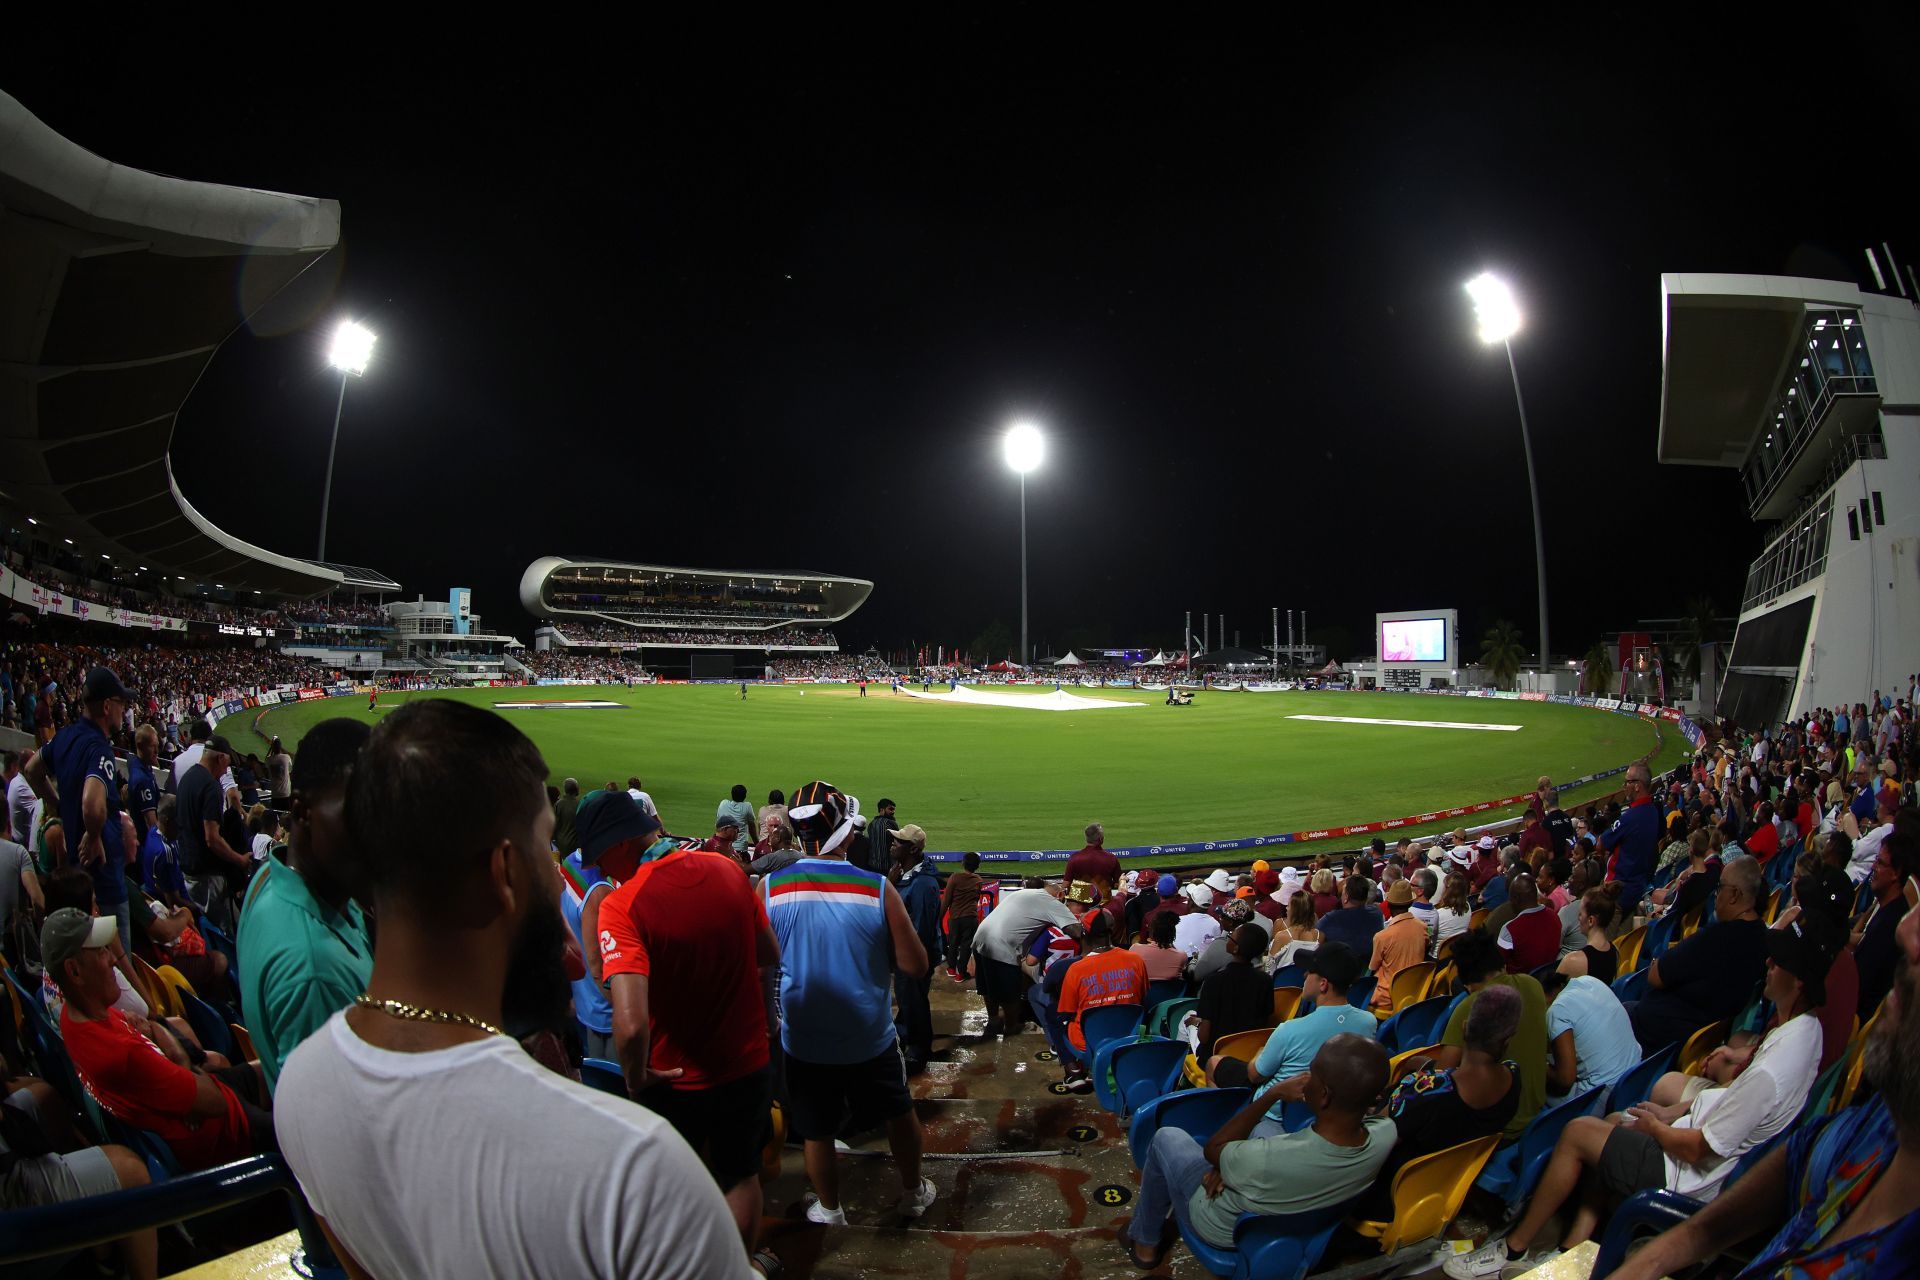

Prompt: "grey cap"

[41,908,115,973]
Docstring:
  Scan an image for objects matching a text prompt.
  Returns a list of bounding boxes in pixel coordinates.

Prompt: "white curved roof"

[520,556,872,627]
[0,90,385,597]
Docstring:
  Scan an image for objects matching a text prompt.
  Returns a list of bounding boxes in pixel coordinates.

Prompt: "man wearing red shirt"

[1063,822,1121,902]
[1745,802,1781,863]
[1496,876,1561,974]
[601,846,780,1250]
[44,908,273,1170]
[1468,836,1503,893]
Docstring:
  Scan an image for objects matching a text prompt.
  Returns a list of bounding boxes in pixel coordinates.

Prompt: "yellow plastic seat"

[1838,1009,1881,1111]
[1676,902,1705,941]
[1384,962,1436,1017]
[127,955,169,1016]
[1427,961,1455,998]
[1348,1134,1502,1254]
[1613,925,1649,975]
[1467,909,1489,935]
[1272,986,1303,1025]
[1679,1019,1731,1076]
[152,964,197,1020]
[229,1023,257,1062]
[1211,1028,1268,1064]
[1764,887,1785,924]
[1388,1043,1441,1083]
[1180,1053,1208,1089]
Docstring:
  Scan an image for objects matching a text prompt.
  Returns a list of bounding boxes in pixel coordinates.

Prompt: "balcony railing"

[1741,309,1877,516]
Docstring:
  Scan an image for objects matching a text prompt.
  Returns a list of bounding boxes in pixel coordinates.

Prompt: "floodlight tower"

[1467,273,1549,680]
[1003,422,1044,666]
[318,320,376,562]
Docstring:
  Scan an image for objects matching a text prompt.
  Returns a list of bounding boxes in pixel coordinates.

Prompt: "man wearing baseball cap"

[44,907,274,1171]
[1209,941,1374,1127]
[175,733,249,931]
[24,666,133,950]
[559,789,665,1062]
[600,787,783,1253]
[889,823,943,1072]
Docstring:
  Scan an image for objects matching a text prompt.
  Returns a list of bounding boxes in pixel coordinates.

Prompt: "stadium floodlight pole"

[1467,272,1549,682]
[318,320,377,562]
[1003,422,1044,667]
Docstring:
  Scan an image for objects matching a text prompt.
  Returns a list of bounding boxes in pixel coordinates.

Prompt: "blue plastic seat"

[1077,1002,1144,1060]
[5,971,93,1128]
[1109,1037,1192,1116]
[1129,1087,1250,1169]
[1270,963,1305,990]
[1644,910,1681,962]
[179,993,237,1061]
[1386,991,1461,1053]
[1475,1085,1606,1207]
[1149,996,1199,1039]
[1145,977,1188,1011]
[1590,1189,1701,1276]
[1279,1099,1314,1132]
[1612,967,1649,1003]
[579,1058,626,1097]
[196,917,242,1012]
[1605,1044,1678,1115]
[1346,975,1377,1009]
[1178,1200,1353,1279]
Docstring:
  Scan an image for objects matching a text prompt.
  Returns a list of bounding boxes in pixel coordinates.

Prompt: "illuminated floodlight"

[1466,273,1521,344]
[1003,421,1045,474]
[329,320,377,376]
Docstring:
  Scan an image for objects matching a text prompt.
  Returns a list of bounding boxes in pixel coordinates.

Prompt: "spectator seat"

[1346,1133,1501,1254]
[1178,1200,1352,1279]
[579,1058,626,1097]
[1474,1085,1606,1208]
[1128,1087,1250,1170]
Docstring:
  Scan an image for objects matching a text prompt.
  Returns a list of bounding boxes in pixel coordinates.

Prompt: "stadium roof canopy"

[520,556,873,628]
[0,91,396,598]
[1656,272,1874,469]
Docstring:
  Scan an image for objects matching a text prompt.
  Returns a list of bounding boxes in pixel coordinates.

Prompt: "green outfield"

[220,684,1681,868]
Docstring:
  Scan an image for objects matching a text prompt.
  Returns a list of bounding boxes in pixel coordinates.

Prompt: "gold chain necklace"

[354,995,503,1038]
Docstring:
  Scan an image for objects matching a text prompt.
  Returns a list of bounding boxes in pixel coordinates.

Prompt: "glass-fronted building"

[1659,273,1920,725]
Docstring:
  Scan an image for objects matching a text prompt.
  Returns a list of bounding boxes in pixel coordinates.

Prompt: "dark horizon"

[6,31,1912,666]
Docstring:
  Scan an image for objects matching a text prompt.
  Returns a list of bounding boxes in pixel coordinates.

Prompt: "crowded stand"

[524,651,654,682]
[768,654,894,681]
[550,622,838,648]
[2,647,1917,1278]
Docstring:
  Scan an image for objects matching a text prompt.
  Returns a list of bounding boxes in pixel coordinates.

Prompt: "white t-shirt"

[1432,907,1472,956]
[170,744,236,797]
[5,774,35,847]
[1174,912,1223,958]
[971,888,1081,965]
[1848,823,1891,884]
[277,1013,750,1279]
[626,788,658,820]
[1665,1012,1820,1201]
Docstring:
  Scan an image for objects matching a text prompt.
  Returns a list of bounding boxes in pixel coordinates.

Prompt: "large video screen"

[1381,617,1446,663]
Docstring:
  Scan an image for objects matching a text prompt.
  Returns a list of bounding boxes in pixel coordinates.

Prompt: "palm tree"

[1675,596,1719,683]
[1480,620,1526,689]
[1583,639,1615,696]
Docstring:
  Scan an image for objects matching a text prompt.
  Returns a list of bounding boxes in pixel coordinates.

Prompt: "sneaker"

[897,1177,937,1219]
[1064,1074,1094,1094]
[803,1196,847,1226]
[1442,1236,1528,1279]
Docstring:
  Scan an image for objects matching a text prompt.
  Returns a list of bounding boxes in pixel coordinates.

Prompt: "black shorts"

[975,954,1029,1005]
[636,1066,773,1188]
[1596,1125,1666,1204]
[783,1042,915,1142]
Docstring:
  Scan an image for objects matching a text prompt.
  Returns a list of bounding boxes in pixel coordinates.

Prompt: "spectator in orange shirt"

[1058,912,1148,1064]
[1368,881,1428,1015]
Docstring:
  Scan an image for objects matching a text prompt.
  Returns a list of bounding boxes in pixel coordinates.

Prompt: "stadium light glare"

[1467,269,1549,683]
[328,321,376,376]
[1465,273,1521,344]
[1004,421,1044,474]
[319,319,379,561]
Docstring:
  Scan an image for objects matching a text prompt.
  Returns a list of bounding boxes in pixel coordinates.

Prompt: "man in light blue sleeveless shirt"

[764,781,934,1226]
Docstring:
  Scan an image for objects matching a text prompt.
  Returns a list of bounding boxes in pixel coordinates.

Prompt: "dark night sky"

[6,29,1912,661]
